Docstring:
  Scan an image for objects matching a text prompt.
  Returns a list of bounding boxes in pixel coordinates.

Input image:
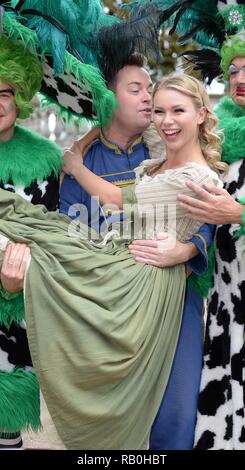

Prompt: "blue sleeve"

[59,174,85,219]
[187,223,214,275]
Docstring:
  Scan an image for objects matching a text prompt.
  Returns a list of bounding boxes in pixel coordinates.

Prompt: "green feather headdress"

[0,0,118,125]
[0,0,168,125]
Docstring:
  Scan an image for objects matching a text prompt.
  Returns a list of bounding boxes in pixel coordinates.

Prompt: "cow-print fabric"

[195,160,245,449]
[0,174,59,371]
[41,57,97,120]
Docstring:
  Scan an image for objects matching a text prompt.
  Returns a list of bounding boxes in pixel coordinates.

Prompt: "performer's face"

[229,56,245,108]
[0,81,17,141]
[111,66,153,134]
[153,88,205,156]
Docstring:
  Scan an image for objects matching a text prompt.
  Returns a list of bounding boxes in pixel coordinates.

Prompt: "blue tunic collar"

[100,130,143,155]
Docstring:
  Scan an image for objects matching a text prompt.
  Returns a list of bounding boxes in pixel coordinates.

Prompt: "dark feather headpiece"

[0,1,168,123]
[151,0,245,83]
[97,3,166,82]
[124,1,245,83]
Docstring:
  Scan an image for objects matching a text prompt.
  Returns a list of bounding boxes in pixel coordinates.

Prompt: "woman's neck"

[163,143,207,170]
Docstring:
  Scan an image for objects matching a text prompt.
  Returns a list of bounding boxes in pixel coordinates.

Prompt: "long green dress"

[0,163,221,449]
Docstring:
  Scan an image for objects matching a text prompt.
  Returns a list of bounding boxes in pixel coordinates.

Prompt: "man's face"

[0,81,17,141]
[229,56,245,107]
[112,65,153,134]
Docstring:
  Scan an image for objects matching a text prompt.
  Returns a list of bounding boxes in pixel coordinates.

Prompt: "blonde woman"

[0,74,224,450]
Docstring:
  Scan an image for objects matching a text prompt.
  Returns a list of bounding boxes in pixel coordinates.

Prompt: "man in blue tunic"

[60,53,213,450]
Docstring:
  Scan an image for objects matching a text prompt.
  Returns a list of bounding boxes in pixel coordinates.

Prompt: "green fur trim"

[0,369,40,433]
[0,125,62,187]
[188,242,215,298]
[221,33,245,78]
[215,96,245,164]
[0,288,25,328]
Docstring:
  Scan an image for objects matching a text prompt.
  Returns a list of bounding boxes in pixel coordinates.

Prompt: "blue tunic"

[60,132,212,450]
[60,133,148,230]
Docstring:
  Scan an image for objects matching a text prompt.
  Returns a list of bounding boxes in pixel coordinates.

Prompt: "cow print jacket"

[195,97,245,450]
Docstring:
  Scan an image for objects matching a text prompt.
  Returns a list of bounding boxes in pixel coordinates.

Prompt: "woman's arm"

[74,127,100,154]
[63,148,123,208]
[60,128,100,187]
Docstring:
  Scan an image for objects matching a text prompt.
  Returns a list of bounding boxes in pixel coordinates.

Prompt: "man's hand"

[62,141,83,177]
[178,181,243,225]
[128,232,197,268]
[1,243,31,293]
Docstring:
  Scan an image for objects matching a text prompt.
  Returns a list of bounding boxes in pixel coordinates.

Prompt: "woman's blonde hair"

[153,73,227,174]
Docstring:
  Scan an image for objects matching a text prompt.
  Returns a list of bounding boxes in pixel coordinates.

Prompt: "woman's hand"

[62,142,83,177]
[62,127,100,177]
[129,232,198,267]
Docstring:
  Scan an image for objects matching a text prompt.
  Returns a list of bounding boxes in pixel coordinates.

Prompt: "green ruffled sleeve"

[122,184,137,206]
[120,184,138,241]
[187,242,216,298]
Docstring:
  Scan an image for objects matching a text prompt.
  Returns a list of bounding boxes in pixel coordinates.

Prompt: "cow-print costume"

[195,159,245,449]
[0,173,59,373]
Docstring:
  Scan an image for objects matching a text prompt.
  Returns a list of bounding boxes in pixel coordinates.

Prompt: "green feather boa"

[0,125,62,187]
[188,243,216,298]
[189,96,245,298]
[0,286,25,328]
[215,96,245,163]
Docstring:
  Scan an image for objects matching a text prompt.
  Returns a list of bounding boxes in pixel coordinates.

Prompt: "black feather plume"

[180,49,222,84]
[160,0,240,49]
[97,2,166,82]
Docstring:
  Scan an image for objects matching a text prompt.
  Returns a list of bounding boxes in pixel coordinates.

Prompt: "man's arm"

[178,181,243,224]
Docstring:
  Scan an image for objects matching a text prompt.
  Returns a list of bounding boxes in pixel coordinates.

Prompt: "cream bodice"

[133,162,222,242]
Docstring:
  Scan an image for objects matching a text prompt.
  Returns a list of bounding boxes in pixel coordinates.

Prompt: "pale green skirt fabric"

[0,189,186,449]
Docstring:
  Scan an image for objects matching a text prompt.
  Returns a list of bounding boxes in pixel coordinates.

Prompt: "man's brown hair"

[108,53,148,89]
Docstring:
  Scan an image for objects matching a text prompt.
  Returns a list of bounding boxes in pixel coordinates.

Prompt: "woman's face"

[153,87,205,154]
